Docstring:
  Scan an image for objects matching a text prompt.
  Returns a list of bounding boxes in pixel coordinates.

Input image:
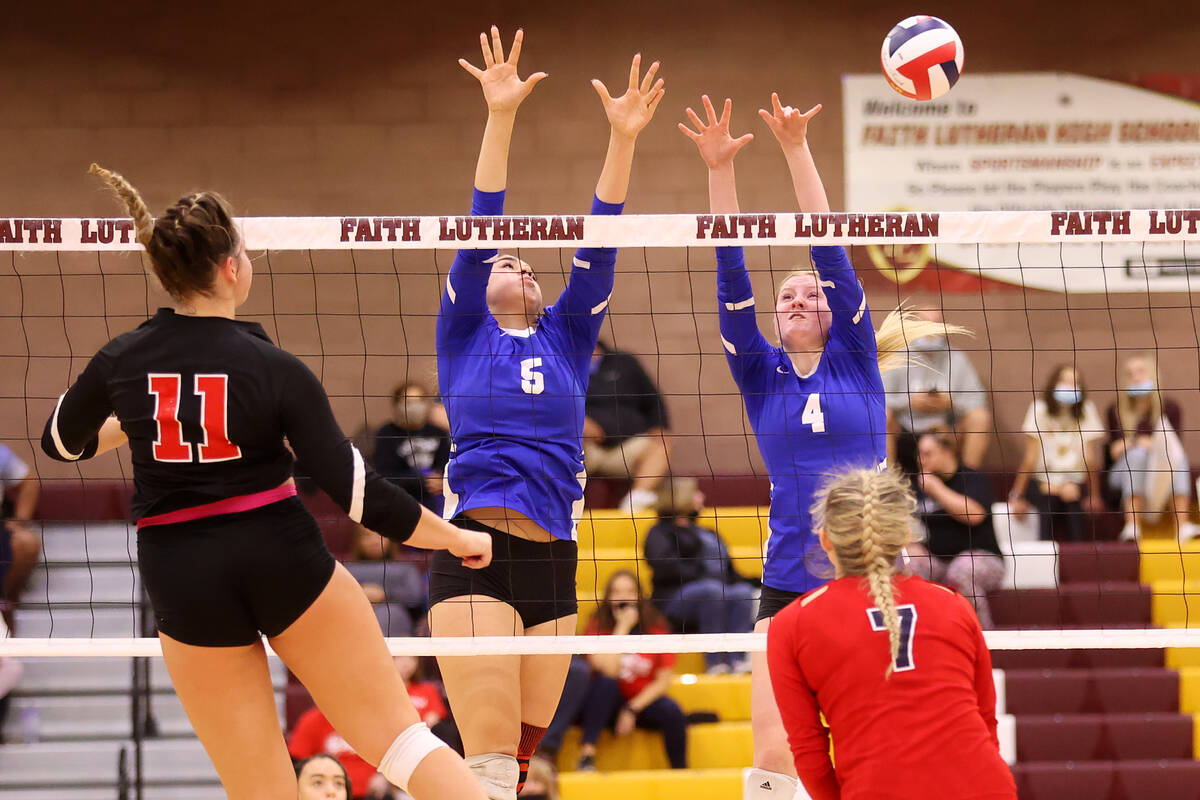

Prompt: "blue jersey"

[716,245,887,593]
[436,189,622,540]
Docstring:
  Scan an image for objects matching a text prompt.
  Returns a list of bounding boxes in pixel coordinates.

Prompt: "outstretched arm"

[679,96,771,387]
[438,27,547,346]
[558,54,665,355]
[761,95,871,350]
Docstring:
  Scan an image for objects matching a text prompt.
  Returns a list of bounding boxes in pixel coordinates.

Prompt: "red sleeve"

[652,625,676,670]
[969,604,1000,748]
[287,709,324,759]
[766,608,841,800]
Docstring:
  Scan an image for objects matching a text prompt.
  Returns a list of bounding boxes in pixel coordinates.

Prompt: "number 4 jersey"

[767,575,1017,800]
[715,245,887,594]
[41,308,422,541]
[436,188,623,542]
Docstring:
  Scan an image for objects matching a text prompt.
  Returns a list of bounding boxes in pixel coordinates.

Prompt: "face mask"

[1126,380,1154,397]
[909,336,945,352]
[398,398,430,426]
[1053,387,1081,406]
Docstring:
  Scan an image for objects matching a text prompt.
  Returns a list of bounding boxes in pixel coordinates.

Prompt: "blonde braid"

[88,163,154,247]
[859,472,902,677]
[812,467,916,678]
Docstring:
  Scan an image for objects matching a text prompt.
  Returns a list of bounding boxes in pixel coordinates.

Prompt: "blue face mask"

[1053,387,1081,406]
[1126,380,1155,397]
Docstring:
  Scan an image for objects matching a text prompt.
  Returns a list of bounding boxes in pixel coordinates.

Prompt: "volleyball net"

[2,207,1200,659]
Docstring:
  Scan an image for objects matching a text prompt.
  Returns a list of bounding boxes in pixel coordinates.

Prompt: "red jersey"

[287,707,375,794]
[407,681,449,724]
[584,620,676,700]
[766,575,1016,800]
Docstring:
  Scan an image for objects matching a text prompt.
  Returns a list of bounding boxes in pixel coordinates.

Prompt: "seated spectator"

[907,432,1005,628]
[534,655,593,768]
[0,612,21,742]
[0,443,41,629]
[344,525,424,637]
[883,310,991,472]
[1105,355,1197,541]
[643,477,757,674]
[578,570,688,770]
[520,756,560,800]
[584,341,672,512]
[1009,364,1105,541]
[393,655,462,755]
[296,754,351,800]
[289,718,376,800]
[372,381,450,513]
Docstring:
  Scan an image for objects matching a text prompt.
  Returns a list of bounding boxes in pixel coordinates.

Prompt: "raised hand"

[593,54,666,140]
[678,95,754,170]
[459,26,548,115]
[758,92,822,151]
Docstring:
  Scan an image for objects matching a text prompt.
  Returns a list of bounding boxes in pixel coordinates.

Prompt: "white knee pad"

[377,722,448,794]
[743,767,801,800]
[465,753,519,800]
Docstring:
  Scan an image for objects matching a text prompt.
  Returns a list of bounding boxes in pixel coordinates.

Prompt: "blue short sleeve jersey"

[716,245,887,593]
[436,189,623,540]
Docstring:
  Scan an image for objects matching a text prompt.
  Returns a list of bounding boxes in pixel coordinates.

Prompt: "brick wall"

[3,0,1199,485]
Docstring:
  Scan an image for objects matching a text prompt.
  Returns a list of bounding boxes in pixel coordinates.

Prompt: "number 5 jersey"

[436,188,624,542]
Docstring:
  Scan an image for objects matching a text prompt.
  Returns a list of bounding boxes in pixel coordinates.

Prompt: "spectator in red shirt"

[296,754,350,800]
[289,709,379,799]
[578,570,688,770]
[394,655,463,756]
[767,468,1015,800]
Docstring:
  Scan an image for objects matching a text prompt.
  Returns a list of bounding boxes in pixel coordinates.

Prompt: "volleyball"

[881,15,964,101]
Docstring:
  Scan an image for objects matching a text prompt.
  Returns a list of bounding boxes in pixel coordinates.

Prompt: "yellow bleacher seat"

[1140,540,1200,584]
[668,674,752,720]
[1167,648,1200,669]
[555,721,753,772]
[560,768,743,800]
[1149,580,1200,627]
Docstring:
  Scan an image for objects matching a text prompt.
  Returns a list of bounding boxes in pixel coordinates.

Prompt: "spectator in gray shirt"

[883,309,991,473]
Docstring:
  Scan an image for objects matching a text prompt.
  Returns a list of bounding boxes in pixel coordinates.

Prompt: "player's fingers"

[628,52,642,90]
[758,108,778,127]
[701,94,718,125]
[490,25,505,63]
[771,91,785,116]
[459,59,484,79]
[718,97,733,127]
[591,78,613,105]
[640,60,660,94]
[685,105,706,130]
[645,77,665,105]
[678,121,701,141]
[507,27,524,64]
[733,132,755,149]
[526,72,549,91]
[479,32,494,67]
[801,103,823,120]
[647,87,666,114]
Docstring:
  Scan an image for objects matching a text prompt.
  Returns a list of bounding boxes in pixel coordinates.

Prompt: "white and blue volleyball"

[881,15,965,101]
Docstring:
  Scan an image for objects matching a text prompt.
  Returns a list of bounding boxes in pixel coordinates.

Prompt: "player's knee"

[465,753,519,800]
[377,721,449,795]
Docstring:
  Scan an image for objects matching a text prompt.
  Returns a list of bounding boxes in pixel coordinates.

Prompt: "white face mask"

[909,336,946,352]
[397,398,430,427]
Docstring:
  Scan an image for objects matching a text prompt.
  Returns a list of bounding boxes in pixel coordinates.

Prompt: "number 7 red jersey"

[766,574,1016,800]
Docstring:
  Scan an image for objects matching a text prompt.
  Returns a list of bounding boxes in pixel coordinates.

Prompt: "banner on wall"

[843,72,1200,293]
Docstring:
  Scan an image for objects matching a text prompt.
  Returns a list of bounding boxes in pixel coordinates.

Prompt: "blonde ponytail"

[812,467,916,677]
[873,304,972,373]
[89,163,154,247]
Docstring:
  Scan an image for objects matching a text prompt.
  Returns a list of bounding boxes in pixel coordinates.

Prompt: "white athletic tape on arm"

[50,393,83,461]
[349,445,365,523]
[378,722,447,793]
[725,296,756,311]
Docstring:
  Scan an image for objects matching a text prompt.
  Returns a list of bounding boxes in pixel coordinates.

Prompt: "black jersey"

[41,308,420,542]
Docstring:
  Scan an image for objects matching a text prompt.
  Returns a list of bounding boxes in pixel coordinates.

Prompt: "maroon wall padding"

[1057,542,1141,585]
[992,648,1165,671]
[33,480,134,522]
[1016,713,1194,762]
[990,584,1152,628]
[1003,669,1179,715]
